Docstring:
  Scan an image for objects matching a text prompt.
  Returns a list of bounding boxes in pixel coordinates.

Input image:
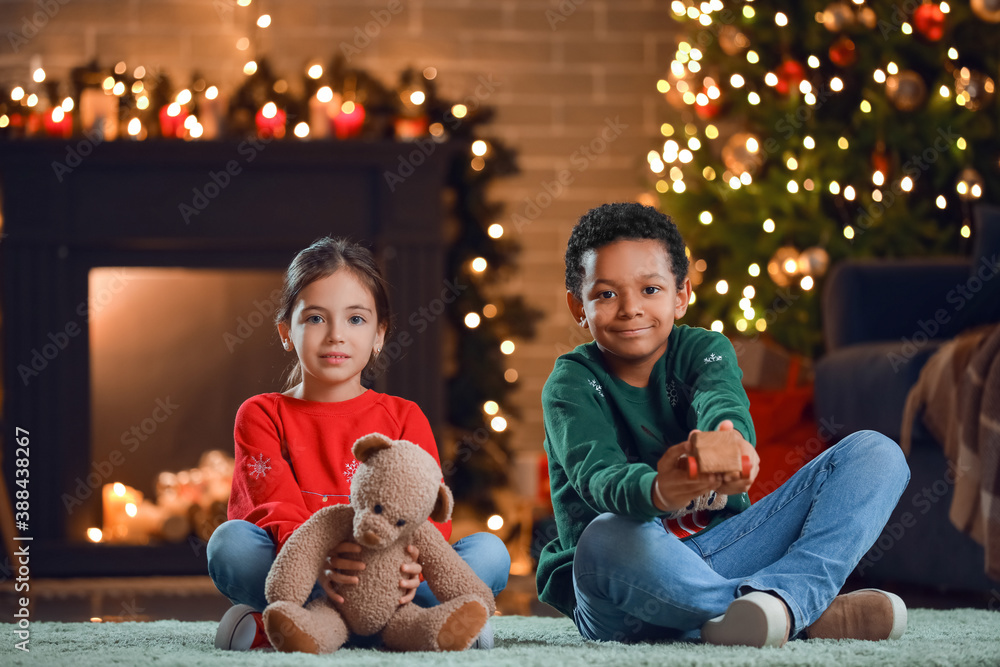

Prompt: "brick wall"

[1,0,680,454]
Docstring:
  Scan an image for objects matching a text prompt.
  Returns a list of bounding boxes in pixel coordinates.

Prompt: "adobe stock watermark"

[546,0,587,30]
[17,269,132,386]
[223,288,283,353]
[510,116,629,233]
[856,458,972,576]
[886,253,999,371]
[7,0,72,53]
[876,0,925,39]
[850,127,960,241]
[370,277,467,374]
[339,0,405,62]
[178,135,272,224]
[60,396,181,514]
[383,74,502,192]
[51,66,166,182]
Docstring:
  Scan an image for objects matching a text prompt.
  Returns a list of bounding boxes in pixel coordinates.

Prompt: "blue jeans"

[207,520,510,612]
[572,430,909,642]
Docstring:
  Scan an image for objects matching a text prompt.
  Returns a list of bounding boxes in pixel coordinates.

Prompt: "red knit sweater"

[228,390,451,550]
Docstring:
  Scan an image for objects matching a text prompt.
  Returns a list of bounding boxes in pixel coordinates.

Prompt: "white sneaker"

[214,604,268,650]
[701,591,790,648]
[468,618,494,650]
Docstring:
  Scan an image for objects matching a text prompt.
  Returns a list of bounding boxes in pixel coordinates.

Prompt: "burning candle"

[44,106,72,138]
[308,86,341,139]
[332,100,365,139]
[159,102,189,139]
[102,482,143,543]
[255,102,286,139]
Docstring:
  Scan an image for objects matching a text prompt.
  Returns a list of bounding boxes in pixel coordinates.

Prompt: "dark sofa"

[814,205,1000,593]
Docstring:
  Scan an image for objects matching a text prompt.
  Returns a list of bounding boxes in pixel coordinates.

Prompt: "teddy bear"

[261,432,496,653]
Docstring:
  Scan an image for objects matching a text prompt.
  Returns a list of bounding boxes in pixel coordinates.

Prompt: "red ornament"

[829,36,857,67]
[44,108,73,138]
[913,3,945,41]
[254,104,287,139]
[332,101,365,139]
[776,60,806,95]
[872,151,890,179]
[695,86,721,119]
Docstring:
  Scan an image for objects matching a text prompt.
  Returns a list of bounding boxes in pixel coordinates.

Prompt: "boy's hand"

[713,419,759,495]
[653,442,724,512]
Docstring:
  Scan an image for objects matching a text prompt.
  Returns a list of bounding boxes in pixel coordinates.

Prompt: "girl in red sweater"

[208,237,509,650]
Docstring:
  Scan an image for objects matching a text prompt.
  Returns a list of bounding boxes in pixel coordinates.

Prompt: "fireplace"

[1,139,455,576]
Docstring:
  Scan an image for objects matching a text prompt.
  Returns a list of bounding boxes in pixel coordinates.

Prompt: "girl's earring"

[283,341,291,351]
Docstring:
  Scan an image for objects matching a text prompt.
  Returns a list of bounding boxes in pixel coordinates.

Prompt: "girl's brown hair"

[275,237,392,391]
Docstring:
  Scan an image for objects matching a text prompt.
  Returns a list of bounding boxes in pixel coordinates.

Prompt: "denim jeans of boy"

[207,521,510,612]
[572,430,909,642]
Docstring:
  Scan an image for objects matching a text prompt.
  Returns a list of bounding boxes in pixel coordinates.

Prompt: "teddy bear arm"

[265,505,355,605]
[411,524,496,616]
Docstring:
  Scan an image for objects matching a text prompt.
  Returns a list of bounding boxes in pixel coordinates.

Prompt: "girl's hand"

[653,441,724,512]
[398,544,422,605]
[321,541,365,604]
[713,419,759,495]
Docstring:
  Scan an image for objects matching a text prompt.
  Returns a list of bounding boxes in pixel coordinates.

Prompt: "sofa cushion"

[814,340,946,441]
[952,203,1000,331]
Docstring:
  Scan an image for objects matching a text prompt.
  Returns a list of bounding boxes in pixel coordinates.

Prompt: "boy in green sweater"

[537,202,910,647]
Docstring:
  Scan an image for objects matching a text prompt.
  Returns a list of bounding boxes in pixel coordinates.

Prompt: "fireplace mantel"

[1,139,456,576]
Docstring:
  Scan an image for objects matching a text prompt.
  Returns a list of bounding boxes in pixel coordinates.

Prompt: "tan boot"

[806,588,906,641]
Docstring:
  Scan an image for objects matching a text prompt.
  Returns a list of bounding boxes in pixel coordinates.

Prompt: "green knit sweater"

[536,324,755,618]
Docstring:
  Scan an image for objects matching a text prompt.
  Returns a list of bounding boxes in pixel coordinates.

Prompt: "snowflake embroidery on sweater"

[704,352,724,364]
[666,380,679,407]
[248,454,271,480]
[343,459,360,483]
[588,378,605,397]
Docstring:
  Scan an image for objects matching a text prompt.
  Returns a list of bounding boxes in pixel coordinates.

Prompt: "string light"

[464,313,481,328]
[293,122,309,138]
[711,320,724,332]
[488,223,504,238]
[936,195,947,209]
[33,68,45,83]
[256,14,271,27]
[808,55,821,68]
[307,64,323,79]
[829,181,841,195]
[748,263,761,277]
[699,211,713,225]
[901,177,913,192]
[500,340,515,354]
[844,185,856,200]
[763,219,775,233]
[491,416,507,432]
[844,226,855,239]
[471,257,487,272]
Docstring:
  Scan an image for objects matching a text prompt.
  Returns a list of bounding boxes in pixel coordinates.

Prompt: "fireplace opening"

[86,267,286,547]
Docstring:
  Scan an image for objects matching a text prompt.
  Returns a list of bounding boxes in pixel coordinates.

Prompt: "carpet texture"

[3,610,998,666]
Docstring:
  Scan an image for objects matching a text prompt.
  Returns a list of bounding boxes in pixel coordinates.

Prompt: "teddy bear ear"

[430,482,454,523]
[353,433,393,462]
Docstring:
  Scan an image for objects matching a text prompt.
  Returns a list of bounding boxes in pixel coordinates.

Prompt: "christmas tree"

[652,0,1000,356]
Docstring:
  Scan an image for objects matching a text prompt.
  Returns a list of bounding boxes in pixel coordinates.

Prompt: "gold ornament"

[858,6,877,28]
[767,246,800,288]
[955,68,995,111]
[796,247,830,278]
[721,132,763,176]
[822,2,855,31]
[719,25,750,56]
[971,0,1000,22]
[885,70,927,112]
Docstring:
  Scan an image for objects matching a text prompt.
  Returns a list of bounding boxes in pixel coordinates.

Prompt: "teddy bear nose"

[360,531,382,547]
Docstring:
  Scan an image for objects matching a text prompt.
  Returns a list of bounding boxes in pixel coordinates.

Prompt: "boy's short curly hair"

[565,202,689,299]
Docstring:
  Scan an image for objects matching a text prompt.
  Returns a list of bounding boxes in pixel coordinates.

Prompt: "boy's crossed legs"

[572,430,910,645]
